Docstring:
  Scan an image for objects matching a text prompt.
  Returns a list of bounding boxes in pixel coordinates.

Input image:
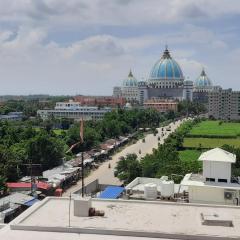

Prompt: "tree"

[115,154,142,184]
[0,145,21,181]
[26,131,65,170]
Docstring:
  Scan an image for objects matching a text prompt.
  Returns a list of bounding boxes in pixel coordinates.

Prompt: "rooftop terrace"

[4,197,240,240]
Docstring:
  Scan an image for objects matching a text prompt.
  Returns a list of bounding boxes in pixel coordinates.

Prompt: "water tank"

[161,180,174,198]
[144,183,157,200]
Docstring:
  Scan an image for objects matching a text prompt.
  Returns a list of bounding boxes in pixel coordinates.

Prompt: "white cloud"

[0,0,240,28]
[0,0,239,94]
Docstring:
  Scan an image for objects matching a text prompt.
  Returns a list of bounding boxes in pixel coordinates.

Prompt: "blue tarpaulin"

[98,186,124,199]
[24,198,40,207]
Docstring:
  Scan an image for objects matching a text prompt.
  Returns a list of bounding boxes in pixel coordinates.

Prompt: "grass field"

[34,127,66,135]
[178,149,201,162]
[178,150,202,172]
[183,137,240,149]
[53,129,66,135]
[189,120,240,137]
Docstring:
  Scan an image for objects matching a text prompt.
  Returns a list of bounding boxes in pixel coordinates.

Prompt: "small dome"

[195,69,212,87]
[122,70,138,87]
[149,47,184,81]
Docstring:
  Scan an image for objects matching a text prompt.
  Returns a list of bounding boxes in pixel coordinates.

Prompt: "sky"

[0,0,240,95]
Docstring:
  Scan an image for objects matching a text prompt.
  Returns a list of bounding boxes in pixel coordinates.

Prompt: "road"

[63,118,188,196]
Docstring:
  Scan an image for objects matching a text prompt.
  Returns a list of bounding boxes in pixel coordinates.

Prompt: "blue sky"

[0,0,240,95]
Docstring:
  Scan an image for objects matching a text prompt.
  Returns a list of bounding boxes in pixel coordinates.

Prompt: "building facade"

[37,100,112,121]
[73,96,126,107]
[143,98,178,113]
[208,89,240,120]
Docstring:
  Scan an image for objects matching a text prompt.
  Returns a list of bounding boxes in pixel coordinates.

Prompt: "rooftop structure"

[180,148,240,206]
[199,148,236,163]
[1,197,240,240]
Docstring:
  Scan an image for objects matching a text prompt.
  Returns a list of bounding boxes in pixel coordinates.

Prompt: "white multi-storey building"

[37,100,112,121]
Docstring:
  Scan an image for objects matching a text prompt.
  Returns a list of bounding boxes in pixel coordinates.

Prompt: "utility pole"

[81,151,84,197]
[22,163,42,196]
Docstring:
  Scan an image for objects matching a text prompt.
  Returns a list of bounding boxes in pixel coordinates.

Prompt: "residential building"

[208,88,240,120]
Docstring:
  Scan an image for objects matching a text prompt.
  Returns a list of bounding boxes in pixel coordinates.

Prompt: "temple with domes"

[113,47,220,105]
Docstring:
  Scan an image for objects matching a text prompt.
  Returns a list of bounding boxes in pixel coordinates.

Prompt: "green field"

[183,137,240,149]
[189,121,240,137]
[178,149,201,162]
[178,150,202,172]
[34,127,66,135]
[53,129,66,135]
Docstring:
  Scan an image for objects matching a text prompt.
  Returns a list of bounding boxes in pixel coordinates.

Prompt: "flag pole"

[81,151,84,197]
[80,117,84,197]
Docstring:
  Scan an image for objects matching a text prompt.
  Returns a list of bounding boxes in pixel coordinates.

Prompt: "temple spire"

[201,67,207,76]
[128,69,133,78]
[162,45,171,59]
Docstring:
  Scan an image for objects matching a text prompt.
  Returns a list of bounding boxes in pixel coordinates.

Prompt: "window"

[218,178,227,183]
[206,178,215,182]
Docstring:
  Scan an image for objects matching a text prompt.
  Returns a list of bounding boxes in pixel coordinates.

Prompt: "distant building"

[208,88,240,120]
[143,98,178,113]
[0,112,23,121]
[74,96,126,107]
[37,100,112,121]
[112,87,122,98]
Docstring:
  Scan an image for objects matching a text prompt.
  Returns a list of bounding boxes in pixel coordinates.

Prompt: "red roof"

[7,181,51,190]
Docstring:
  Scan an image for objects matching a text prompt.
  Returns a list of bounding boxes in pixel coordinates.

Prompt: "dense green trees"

[27,132,65,170]
[0,121,67,183]
[221,144,240,176]
[178,100,206,116]
[0,108,167,184]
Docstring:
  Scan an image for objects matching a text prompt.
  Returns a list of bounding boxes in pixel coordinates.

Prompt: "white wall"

[203,161,231,183]
[188,186,239,205]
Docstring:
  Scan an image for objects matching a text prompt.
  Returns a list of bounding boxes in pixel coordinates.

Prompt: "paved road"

[63,118,188,196]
